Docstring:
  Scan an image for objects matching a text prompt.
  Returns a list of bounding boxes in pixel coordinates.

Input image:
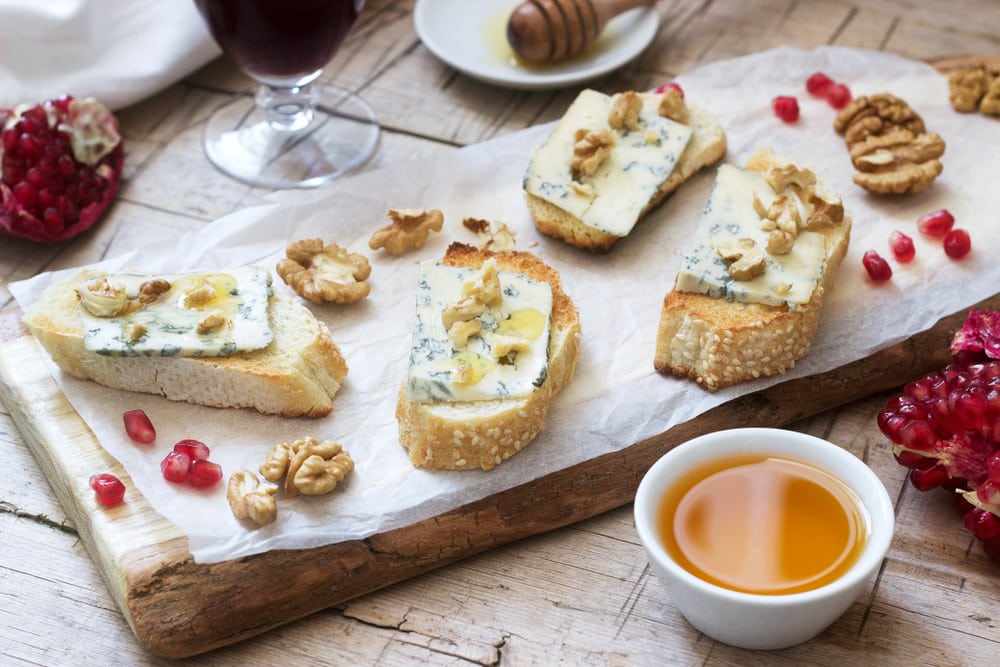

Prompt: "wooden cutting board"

[2,291,999,659]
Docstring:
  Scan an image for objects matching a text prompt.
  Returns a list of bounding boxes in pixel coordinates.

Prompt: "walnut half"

[227,470,278,526]
[369,208,444,256]
[717,238,766,281]
[276,239,371,304]
[571,127,615,178]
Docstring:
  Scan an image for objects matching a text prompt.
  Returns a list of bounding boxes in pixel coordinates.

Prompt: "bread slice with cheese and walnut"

[22,266,348,417]
[654,148,852,391]
[396,243,581,470]
[524,88,727,252]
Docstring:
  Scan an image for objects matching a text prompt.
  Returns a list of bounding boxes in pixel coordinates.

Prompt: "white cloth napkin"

[0,0,220,110]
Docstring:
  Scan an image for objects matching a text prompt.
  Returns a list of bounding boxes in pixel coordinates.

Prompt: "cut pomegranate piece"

[888,230,915,263]
[89,473,125,506]
[916,209,955,237]
[772,95,799,123]
[862,250,892,282]
[805,72,834,97]
[0,95,123,243]
[161,451,192,483]
[943,229,972,259]
[878,310,1000,562]
[123,409,156,444]
[173,439,211,461]
[187,459,224,488]
[826,83,852,109]
[654,82,684,98]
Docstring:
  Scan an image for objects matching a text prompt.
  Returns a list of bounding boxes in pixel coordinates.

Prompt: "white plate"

[413,0,659,90]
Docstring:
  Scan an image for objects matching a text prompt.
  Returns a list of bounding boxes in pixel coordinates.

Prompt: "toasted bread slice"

[526,93,727,252]
[22,268,348,417]
[654,150,852,391]
[396,243,581,470]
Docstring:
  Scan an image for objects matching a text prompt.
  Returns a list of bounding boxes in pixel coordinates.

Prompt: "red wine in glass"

[193,0,379,188]
[194,0,360,84]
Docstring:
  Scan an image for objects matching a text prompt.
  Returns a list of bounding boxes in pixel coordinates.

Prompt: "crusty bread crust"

[396,243,582,470]
[653,154,852,391]
[528,103,727,252]
[22,269,348,417]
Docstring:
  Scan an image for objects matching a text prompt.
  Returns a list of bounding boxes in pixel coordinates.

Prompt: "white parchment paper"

[10,47,1000,563]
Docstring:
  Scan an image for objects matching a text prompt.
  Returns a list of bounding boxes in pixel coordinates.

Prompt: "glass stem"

[256,82,318,133]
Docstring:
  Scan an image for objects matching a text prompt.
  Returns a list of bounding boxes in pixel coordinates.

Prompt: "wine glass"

[193,0,380,189]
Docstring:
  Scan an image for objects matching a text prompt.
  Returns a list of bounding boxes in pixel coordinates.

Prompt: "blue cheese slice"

[80,266,274,357]
[675,165,827,309]
[406,261,553,403]
[524,89,693,237]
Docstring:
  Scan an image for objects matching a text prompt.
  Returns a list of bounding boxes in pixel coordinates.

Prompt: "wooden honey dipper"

[507,0,656,64]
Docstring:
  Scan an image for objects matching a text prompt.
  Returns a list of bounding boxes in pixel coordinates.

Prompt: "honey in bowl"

[656,453,869,595]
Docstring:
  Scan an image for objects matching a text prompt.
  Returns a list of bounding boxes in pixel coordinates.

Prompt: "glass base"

[202,84,380,189]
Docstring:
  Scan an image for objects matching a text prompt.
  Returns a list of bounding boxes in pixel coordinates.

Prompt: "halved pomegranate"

[877,309,1000,562]
[0,95,123,243]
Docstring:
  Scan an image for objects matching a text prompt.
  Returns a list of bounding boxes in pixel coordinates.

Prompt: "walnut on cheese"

[751,158,844,257]
[658,88,688,124]
[226,470,278,526]
[834,94,945,195]
[947,64,1000,115]
[258,436,354,500]
[462,217,517,253]
[77,276,138,317]
[368,208,444,256]
[137,278,170,304]
[571,127,615,177]
[608,91,642,131]
[442,259,502,349]
[717,238,766,281]
[276,238,371,304]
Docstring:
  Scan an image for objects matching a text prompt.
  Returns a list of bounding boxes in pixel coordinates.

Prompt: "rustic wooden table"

[3,0,1000,664]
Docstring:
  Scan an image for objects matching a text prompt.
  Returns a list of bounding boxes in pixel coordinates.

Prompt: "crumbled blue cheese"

[523,89,693,237]
[406,261,553,402]
[80,266,274,357]
[675,165,827,309]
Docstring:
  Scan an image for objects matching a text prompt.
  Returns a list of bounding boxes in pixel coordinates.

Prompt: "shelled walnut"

[276,238,371,304]
[834,94,945,195]
[259,436,354,499]
[608,91,642,131]
[226,470,278,526]
[369,208,443,256]
[947,64,1000,116]
[571,127,615,177]
[462,217,516,253]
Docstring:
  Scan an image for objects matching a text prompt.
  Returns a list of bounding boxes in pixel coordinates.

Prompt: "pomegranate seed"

[894,449,937,470]
[123,409,156,444]
[889,230,915,263]
[862,250,892,281]
[805,72,834,97]
[910,465,949,491]
[89,473,126,506]
[899,419,938,451]
[161,451,191,483]
[826,83,852,109]
[772,95,799,123]
[654,82,684,98]
[943,229,971,259]
[187,459,224,488]
[977,480,1000,506]
[916,209,954,237]
[965,509,1000,539]
[173,439,211,461]
[987,451,1000,484]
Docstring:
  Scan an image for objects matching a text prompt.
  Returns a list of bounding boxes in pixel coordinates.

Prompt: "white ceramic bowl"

[633,427,894,650]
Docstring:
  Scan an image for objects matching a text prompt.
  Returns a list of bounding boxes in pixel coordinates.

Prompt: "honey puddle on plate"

[657,454,868,595]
